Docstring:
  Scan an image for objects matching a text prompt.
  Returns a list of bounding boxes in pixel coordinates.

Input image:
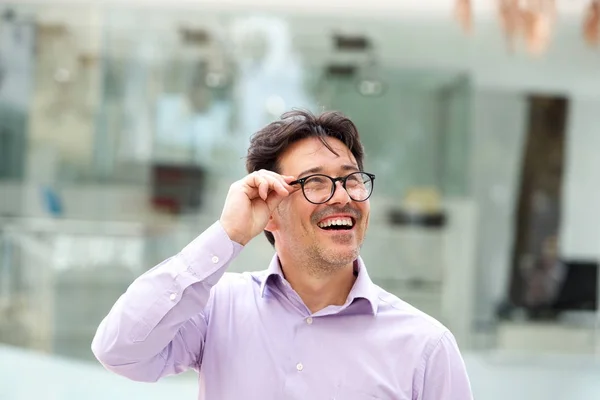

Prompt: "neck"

[278,256,357,314]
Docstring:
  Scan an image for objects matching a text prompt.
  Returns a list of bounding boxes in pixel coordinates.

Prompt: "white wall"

[470,90,527,331]
[561,97,600,260]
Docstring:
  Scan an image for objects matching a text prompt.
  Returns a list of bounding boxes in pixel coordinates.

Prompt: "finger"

[254,171,293,196]
[247,173,267,192]
[257,177,269,200]
[287,184,301,195]
[246,172,295,200]
[271,177,300,197]
[264,178,291,199]
[242,174,263,199]
[257,170,296,189]
[273,180,291,197]
[265,190,287,211]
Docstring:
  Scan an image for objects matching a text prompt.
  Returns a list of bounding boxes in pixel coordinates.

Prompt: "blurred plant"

[454,0,600,55]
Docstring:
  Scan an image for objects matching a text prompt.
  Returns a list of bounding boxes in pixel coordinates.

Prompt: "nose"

[326,181,351,206]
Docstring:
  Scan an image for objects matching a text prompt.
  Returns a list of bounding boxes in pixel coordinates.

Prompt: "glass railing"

[0,216,194,360]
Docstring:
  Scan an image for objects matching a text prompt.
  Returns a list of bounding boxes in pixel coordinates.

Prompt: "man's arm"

[91,169,295,382]
[418,331,473,400]
[91,221,243,382]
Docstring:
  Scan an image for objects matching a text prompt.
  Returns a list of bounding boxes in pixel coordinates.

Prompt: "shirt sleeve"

[418,331,473,400]
[91,221,244,382]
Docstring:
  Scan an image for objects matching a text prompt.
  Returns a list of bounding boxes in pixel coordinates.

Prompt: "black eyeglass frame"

[290,172,376,205]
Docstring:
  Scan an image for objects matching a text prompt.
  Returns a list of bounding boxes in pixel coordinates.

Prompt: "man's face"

[268,137,370,270]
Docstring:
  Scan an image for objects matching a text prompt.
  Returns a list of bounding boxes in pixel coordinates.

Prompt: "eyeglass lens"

[302,172,373,204]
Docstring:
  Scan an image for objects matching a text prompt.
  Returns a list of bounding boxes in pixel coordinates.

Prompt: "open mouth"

[317,217,355,231]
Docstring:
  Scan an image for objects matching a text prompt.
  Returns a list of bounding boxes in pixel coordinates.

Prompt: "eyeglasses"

[290,172,376,204]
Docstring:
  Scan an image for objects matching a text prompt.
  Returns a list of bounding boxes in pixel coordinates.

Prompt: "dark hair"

[246,109,365,246]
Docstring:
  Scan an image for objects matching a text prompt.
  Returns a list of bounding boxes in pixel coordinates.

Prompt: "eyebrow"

[297,164,359,179]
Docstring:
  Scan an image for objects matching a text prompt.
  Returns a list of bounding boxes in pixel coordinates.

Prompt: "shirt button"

[296,363,303,371]
[211,256,219,264]
[169,293,177,301]
[306,317,313,325]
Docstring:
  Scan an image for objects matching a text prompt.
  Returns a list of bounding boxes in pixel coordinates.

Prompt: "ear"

[264,213,278,233]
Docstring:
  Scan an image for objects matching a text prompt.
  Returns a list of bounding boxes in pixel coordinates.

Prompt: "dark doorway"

[509,96,568,312]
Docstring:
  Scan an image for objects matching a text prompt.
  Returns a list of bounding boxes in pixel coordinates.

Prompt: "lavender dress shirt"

[92,221,473,399]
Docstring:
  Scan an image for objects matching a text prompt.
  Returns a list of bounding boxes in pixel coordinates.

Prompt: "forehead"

[278,137,358,175]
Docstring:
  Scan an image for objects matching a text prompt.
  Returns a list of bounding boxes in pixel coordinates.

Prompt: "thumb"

[265,191,287,212]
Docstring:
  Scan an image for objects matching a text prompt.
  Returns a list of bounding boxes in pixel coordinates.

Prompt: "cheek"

[275,201,291,227]
[293,203,318,230]
[359,202,370,225]
[283,199,310,227]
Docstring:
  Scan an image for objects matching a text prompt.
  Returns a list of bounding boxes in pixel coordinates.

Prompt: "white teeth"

[317,218,353,228]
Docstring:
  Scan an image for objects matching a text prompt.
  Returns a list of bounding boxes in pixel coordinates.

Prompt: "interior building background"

[1,1,600,399]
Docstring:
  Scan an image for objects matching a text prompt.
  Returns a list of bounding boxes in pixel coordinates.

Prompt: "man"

[92,110,473,399]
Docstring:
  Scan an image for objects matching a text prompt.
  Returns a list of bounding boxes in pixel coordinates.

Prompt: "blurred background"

[1,0,600,399]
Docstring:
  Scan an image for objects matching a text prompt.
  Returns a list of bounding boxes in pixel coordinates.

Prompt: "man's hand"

[219,170,297,245]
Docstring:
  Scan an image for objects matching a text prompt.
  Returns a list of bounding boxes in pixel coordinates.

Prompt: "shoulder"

[210,269,268,295]
[374,287,474,398]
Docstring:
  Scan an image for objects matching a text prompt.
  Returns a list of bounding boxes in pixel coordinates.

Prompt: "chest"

[200,294,419,400]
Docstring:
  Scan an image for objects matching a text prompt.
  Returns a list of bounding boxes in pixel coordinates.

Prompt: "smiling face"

[266,136,371,274]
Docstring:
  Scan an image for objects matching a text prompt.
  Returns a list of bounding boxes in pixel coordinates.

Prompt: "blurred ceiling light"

[53,68,71,83]
[455,0,473,34]
[454,0,600,54]
[583,0,600,46]
[519,0,556,55]
[265,95,286,116]
[229,17,271,64]
[355,55,386,97]
[205,71,227,88]
[357,79,385,97]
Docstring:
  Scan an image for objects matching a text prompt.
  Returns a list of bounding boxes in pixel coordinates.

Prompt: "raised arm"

[91,170,296,382]
[91,221,241,382]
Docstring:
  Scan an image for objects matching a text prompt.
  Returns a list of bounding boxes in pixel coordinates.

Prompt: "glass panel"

[0,14,34,181]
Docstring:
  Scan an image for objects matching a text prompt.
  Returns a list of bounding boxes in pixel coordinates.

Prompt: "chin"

[321,248,359,266]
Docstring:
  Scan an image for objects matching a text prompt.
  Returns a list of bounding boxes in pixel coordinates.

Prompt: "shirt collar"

[258,255,379,315]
